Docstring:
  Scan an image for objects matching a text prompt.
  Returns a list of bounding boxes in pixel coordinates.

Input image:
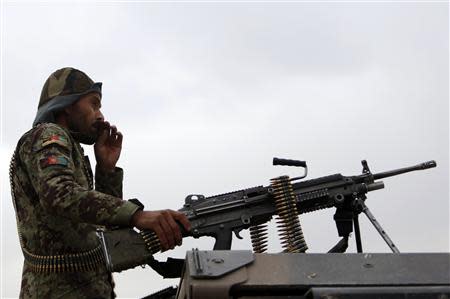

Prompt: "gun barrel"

[373,160,436,180]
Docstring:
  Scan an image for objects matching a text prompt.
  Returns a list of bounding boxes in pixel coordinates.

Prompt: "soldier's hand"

[94,121,123,173]
[131,209,191,251]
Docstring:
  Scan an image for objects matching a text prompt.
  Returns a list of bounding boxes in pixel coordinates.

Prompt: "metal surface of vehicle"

[175,250,450,299]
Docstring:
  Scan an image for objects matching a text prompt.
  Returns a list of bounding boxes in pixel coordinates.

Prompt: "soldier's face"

[66,92,104,144]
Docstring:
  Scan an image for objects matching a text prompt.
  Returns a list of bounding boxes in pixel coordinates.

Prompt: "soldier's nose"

[96,111,104,122]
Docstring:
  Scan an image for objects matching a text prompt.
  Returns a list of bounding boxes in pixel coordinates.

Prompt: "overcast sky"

[1,1,448,298]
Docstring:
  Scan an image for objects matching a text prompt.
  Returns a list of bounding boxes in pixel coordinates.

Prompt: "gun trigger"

[233,229,243,240]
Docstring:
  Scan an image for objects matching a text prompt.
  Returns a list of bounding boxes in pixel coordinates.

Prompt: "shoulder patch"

[41,135,69,148]
[31,123,72,152]
[39,154,69,168]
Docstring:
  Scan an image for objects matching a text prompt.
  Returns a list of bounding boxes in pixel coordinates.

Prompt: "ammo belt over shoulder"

[22,245,105,273]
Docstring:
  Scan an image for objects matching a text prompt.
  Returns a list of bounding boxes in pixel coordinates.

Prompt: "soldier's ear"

[63,105,73,115]
[54,106,71,123]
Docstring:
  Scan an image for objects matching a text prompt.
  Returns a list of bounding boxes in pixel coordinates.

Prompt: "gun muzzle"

[420,160,437,169]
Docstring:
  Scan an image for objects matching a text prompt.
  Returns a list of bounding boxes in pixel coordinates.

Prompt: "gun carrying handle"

[273,157,307,168]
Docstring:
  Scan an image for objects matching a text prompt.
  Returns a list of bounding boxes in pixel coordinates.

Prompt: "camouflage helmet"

[33,67,102,126]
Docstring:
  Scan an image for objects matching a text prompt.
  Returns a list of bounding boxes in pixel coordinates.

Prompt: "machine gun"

[97,158,436,272]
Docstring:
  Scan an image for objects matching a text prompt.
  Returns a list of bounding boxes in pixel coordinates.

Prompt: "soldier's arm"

[95,165,123,198]
[24,124,140,227]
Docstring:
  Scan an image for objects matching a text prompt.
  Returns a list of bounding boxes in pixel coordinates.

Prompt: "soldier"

[9,67,191,298]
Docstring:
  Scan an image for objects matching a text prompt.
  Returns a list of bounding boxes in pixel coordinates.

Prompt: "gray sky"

[1,1,448,298]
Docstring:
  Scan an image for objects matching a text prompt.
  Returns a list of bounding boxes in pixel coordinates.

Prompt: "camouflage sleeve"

[95,165,123,198]
[23,124,140,226]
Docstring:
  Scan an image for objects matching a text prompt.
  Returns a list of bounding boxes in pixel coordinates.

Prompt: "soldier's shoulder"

[20,123,72,153]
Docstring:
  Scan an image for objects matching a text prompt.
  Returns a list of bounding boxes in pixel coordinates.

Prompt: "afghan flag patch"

[42,135,69,148]
[40,155,69,168]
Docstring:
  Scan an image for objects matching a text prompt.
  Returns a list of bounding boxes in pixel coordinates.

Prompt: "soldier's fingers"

[97,121,110,144]
[110,125,117,138]
[103,121,111,132]
[96,127,109,145]
[105,125,115,143]
[172,211,191,232]
[166,212,183,246]
[152,225,169,251]
[116,132,123,145]
[110,125,117,133]
[159,216,176,250]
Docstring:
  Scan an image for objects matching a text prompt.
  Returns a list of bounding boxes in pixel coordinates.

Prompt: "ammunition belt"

[140,230,162,254]
[23,245,105,273]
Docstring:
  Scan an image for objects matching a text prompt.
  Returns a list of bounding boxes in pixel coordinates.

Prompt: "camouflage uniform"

[10,68,141,298]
